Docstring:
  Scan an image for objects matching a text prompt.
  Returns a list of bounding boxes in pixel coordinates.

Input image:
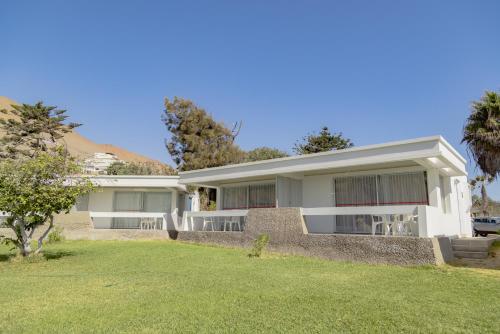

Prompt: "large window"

[332,171,428,234]
[222,183,276,209]
[112,191,172,229]
[334,172,428,207]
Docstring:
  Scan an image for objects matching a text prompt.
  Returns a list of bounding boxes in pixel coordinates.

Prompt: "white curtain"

[223,186,247,209]
[114,192,143,211]
[144,192,172,212]
[334,172,428,207]
[378,172,428,205]
[75,194,89,211]
[222,183,276,209]
[334,175,377,206]
[249,184,275,208]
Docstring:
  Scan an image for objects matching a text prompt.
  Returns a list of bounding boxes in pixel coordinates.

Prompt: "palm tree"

[469,175,494,216]
[462,91,500,178]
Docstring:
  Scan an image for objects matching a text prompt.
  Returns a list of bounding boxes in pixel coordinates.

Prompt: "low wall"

[177,208,441,265]
[0,212,173,241]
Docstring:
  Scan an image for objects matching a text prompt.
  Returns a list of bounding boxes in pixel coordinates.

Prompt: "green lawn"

[0,241,499,333]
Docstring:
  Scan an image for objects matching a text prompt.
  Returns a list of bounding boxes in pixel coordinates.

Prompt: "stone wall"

[177,207,441,265]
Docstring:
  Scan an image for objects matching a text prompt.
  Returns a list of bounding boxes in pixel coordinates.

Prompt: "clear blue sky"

[1,0,499,198]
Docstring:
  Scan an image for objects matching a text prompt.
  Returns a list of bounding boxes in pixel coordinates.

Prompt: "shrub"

[248,234,270,258]
[47,227,65,244]
[207,201,217,211]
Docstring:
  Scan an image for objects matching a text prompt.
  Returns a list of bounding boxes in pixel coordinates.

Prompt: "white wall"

[425,171,472,237]
[302,175,335,233]
[276,176,303,208]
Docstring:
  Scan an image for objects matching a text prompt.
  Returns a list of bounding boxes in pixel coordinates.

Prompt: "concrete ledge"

[67,229,172,240]
[1,212,174,241]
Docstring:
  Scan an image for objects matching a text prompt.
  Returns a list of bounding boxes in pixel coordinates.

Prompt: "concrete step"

[452,244,490,252]
[453,250,489,259]
[451,237,494,248]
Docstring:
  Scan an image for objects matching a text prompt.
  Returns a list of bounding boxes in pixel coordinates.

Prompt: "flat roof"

[82,175,185,191]
[179,136,467,185]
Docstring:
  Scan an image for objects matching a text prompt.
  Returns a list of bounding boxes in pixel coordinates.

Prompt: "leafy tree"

[470,175,494,216]
[0,102,79,159]
[163,97,245,171]
[293,126,353,154]
[244,147,289,162]
[462,91,500,178]
[0,149,93,257]
[106,161,176,175]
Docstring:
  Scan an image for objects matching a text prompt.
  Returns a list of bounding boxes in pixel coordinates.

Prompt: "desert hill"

[0,96,162,164]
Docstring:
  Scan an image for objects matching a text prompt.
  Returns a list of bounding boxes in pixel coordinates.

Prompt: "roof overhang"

[179,136,467,186]
[73,175,186,191]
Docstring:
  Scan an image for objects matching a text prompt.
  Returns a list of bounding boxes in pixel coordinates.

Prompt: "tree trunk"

[15,220,32,257]
[34,216,54,255]
[481,183,489,216]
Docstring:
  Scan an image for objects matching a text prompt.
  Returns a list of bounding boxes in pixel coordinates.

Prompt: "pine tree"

[163,97,245,171]
[0,102,79,159]
[293,126,353,154]
[245,147,289,162]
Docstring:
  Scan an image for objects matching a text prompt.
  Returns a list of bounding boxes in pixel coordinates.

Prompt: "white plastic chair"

[203,216,216,231]
[391,214,417,236]
[140,218,154,230]
[230,217,242,231]
[371,215,391,235]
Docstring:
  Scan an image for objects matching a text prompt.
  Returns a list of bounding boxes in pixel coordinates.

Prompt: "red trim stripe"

[336,201,428,207]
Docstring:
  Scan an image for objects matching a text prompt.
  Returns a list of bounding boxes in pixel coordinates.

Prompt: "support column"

[426,169,442,209]
[215,187,222,210]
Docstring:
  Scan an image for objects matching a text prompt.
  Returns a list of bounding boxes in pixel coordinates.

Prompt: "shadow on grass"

[0,253,16,262]
[42,249,75,260]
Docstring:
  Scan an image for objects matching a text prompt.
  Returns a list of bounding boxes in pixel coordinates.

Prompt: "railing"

[89,212,171,230]
[301,205,423,236]
[182,210,248,232]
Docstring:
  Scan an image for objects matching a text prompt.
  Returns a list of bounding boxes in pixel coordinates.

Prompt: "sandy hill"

[0,96,162,164]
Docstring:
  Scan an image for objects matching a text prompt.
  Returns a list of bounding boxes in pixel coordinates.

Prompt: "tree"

[244,147,289,162]
[106,161,176,175]
[163,97,245,171]
[0,102,79,159]
[293,126,353,154]
[0,149,93,256]
[462,91,500,178]
[469,175,494,216]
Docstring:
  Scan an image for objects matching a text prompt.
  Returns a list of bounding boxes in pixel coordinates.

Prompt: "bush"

[248,234,270,258]
[47,227,65,244]
[207,201,217,211]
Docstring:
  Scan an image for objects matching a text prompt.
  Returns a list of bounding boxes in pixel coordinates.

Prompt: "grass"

[0,241,499,333]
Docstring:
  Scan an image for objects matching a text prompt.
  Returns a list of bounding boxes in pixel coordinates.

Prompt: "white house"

[73,175,190,230]
[179,136,472,238]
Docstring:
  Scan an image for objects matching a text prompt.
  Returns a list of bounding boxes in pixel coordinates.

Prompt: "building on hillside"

[83,152,122,175]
